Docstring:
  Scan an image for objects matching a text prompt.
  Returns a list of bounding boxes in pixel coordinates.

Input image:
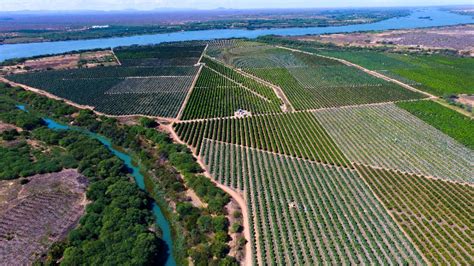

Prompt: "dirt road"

[161,124,253,266]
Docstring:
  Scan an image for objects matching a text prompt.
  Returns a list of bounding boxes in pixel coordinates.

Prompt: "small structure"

[234,109,251,118]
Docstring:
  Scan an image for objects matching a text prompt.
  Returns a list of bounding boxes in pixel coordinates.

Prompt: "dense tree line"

[2,84,238,265]
[0,85,166,265]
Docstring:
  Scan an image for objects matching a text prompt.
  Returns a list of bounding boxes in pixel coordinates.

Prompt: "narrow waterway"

[17,106,176,266]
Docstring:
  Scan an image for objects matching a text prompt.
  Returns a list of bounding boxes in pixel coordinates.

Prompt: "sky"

[0,0,472,11]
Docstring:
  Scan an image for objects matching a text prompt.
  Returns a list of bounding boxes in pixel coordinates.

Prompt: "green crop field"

[314,103,473,183]
[202,139,423,265]
[174,111,349,166]
[7,44,205,118]
[357,165,474,265]
[207,40,426,110]
[180,58,282,119]
[397,100,474,149]
[316,49,474,96]
[4,39,473,266]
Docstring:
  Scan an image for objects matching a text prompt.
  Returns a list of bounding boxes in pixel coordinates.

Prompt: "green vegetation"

[396,100,474,149]
[208,40,425,110]
[0,141,75,180]
[181,66,281,119]
[2,84,239,265]
[202,139,423,265]
[7,44,204,118]
[0,9,409,44]
[314,104,473,183]
[175,112,349,167]
[0,86,165,264]
[320,51,474,96]
[202,56,281,102]
[259,36,474,97]
[357,164,474,265]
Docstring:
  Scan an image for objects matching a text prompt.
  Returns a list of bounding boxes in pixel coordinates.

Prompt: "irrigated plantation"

[208,40,426,110]
[315,49,474,96]
[314,103,473,183]
[356,165,474,265]
[180,61,281,120]
[201,139,423,265]
[7,44,205,118]
[174,111,349,166]
[396,100,474,149]
[4,39,473,266]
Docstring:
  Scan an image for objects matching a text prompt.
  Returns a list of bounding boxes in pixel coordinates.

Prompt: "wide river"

[1,8,473,62]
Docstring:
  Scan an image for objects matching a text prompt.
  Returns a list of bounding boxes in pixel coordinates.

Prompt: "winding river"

[16,105,176,266]
[44,118,177,266]
[1,8,473,62]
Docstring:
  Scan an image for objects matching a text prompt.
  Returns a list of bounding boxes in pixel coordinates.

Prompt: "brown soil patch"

[294,24,474,55]
[0,169,88,264]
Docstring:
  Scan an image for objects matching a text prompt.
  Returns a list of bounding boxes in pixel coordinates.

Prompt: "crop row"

[201,139,423,265]
[9,66,198,80]
[106,76,194,95]
[174,111,349,166]
[180,66,281,119]
[356,164,474,265]
[396,100,474,149]
[201,56,281,103]
[314,103,474,183]
[245,67,424,110]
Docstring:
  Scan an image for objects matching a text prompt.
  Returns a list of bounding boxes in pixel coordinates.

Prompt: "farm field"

[396,100,474,149]
[356,165,474,265]
[314,103,473,183]
[201,139,423,265]
[2,39,473,265]
[207,40,426,110]
[174,111,349,166]
[6,43,205,118]
[180,59,281,120]
[314,49,474,96]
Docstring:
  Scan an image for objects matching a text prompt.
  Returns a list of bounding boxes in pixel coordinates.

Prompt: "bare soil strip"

[162,123,252,266]
[111,48,122,66]
[176,64,204,120]
[204,65,272,102]
[276,45,437,99]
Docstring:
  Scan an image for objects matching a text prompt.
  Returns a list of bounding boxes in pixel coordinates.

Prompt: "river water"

[16,105,176,266]
[1,8,473,62]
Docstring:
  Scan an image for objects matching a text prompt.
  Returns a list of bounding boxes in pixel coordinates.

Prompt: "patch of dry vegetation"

[0,169,87,264]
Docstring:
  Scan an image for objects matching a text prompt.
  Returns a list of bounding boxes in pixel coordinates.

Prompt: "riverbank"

[1,8,472,62]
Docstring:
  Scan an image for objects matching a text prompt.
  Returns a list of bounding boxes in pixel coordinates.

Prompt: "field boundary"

[176,64,204,120]
[205,55,295,112]
[201,138,354,172]
[203,64,272,102]
[163,124,253,266]
[275,45,437,99]
[352,163,429,264]
[352,162,474,187]
[111,47,122,66]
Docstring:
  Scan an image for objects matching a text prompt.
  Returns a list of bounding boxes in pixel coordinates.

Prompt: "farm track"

[176,64,204,120]
[204,65,271,102]
[205,55,294,112]
[275,46,437,99]
[111,48,122,66]
[161,123,253,266]
[0,77,178,123]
